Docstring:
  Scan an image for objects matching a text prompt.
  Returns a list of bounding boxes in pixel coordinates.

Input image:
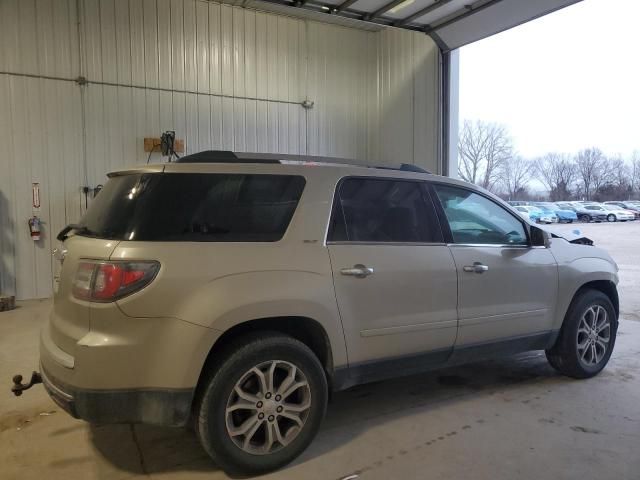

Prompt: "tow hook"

[11,372,42,396]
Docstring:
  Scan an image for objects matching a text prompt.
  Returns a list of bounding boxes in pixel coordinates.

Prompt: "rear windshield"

[78,173,306,241]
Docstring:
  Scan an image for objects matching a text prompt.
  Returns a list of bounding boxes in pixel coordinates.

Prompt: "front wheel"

[196,333,327,476]
[607,214,616,222]
[546,289,617,379]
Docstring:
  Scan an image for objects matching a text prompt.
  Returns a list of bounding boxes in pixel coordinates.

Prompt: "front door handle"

[340,264,374,278]
[463,262,489,274]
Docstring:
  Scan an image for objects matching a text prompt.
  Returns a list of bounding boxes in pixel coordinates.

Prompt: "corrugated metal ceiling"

[224,0,582,50]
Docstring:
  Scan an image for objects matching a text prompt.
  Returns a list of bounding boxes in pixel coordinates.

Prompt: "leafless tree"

[575,148,605,200]
[458,120,514,192]
[534,153,576,201]
[631,151,640,196]
[499,156,533,200]
[609,156,630,188]
[592,157,613,194]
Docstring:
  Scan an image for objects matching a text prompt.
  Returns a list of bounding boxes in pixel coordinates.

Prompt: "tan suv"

[27,151,619,474]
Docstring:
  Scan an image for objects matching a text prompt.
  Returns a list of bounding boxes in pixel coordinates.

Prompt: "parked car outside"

[514,205,534,219]
[515,205,557,224]
[515,205,541,222]
[561,203,608,223]
[530,204,559,224]
[600,204,636,222]
[534,202,577,223]
[25,152,620,475]
[604,201,640,219]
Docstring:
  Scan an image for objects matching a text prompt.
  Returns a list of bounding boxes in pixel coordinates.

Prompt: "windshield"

[78,173,306,242]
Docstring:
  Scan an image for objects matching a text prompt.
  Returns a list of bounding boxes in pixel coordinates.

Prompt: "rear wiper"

[56,224,93,242]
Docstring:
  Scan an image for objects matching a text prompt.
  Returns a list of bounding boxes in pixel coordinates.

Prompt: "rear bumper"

[41,365,194,426]
[40,306,221,426]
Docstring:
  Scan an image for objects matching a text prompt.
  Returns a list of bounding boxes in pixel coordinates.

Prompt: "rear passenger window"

[328,178,442,243]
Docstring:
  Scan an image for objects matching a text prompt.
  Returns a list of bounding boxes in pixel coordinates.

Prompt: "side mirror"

[530,225,550,247]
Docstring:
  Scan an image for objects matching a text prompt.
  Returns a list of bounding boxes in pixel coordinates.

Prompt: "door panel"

[327,177,457,366]
[449,245,558,345]
[329,244,458,364]
[430,182,559,346]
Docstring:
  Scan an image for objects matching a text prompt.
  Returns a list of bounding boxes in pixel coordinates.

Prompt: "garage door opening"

[455,0,640,202]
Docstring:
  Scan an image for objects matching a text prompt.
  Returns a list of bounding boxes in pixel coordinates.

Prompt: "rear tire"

[546,289,617,379]
[607,214,616,222]
[578,214,590,223]
[196,332,327,476]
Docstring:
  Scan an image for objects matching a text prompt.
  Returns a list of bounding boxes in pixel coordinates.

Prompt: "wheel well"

[575,280,619,318]
[195,316,334,394]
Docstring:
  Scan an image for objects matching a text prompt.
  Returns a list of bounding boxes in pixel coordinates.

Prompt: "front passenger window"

[433,184,528,246]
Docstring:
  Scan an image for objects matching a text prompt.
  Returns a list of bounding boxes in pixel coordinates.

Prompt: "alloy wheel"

[576,305,610,367]
[225,360,311,455]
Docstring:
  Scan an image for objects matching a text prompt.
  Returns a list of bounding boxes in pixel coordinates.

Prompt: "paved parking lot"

[1,221,639,480]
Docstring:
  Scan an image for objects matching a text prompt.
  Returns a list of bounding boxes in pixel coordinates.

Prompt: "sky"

[458,0,640,160]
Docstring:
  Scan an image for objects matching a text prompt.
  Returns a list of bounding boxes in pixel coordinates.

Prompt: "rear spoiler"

[107,165,165,178]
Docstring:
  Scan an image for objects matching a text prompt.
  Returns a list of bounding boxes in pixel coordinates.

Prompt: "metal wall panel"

[0,75,84,299]
[370,28,440,172]
[0,0,440,299]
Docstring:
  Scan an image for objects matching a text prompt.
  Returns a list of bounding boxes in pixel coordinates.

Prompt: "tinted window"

[433,184,527,245]
[79,173,305,242]
[329,178,442,243]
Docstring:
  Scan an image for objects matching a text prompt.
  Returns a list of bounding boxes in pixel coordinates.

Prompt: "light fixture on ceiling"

[389,0,415,14]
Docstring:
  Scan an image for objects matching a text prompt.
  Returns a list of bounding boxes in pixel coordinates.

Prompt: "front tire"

[546,289,617,379]
[196,333,328,476]
[607,214,616,222]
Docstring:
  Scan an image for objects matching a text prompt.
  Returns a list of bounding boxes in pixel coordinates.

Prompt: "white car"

[600,204,635,222]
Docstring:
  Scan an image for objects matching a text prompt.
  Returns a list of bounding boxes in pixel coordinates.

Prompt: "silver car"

[27,152,619,475]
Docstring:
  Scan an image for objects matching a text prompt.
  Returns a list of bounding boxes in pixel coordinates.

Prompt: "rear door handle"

[340,264,374,278]
[463,262,489,274]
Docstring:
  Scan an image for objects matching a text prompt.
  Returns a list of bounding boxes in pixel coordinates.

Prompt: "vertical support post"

[447,49,460,178]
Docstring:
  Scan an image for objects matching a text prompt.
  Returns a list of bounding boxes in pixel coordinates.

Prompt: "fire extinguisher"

[28,216,42,241]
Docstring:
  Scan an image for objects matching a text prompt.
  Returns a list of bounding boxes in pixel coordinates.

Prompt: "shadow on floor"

[90,352,561,478]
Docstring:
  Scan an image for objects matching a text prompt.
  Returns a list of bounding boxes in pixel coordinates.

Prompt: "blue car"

[534,203,577,223]
[514,205,556,224]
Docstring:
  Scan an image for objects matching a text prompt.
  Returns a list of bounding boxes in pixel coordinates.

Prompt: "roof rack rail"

[372,163,432,175]
[174,150,432,174]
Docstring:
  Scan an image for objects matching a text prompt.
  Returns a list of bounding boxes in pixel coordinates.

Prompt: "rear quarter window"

[79,173,306,242]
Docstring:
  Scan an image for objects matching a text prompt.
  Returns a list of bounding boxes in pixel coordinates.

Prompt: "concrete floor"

[1,222,639,480]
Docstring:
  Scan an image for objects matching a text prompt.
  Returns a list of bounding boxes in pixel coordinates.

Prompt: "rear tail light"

[72,260,160,302]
